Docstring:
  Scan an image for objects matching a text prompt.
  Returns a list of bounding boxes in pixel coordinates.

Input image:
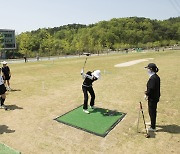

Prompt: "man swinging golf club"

[81,69,101,114]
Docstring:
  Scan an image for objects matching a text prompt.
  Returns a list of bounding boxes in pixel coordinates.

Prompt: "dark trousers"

[0,97,5,106]
[82,86,95,110]
[148,100,158,129]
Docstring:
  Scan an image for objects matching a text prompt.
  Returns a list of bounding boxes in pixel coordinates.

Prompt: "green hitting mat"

[55,105,126,137]
[0,143,21,154]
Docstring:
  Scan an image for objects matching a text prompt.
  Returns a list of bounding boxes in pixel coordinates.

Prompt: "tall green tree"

[15,17,180,57]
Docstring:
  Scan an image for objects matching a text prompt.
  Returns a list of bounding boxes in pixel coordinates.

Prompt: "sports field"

[0,50,179,154]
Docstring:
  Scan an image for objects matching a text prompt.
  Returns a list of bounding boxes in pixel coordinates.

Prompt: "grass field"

[0,50,180,154]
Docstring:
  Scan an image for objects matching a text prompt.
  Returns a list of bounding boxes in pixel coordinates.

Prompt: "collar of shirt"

[148,72,155,78]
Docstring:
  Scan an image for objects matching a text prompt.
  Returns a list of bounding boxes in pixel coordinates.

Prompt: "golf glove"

[144,95,148,101]
[80,69,84,75]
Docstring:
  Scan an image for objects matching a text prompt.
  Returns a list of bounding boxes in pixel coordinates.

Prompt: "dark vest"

[146,74,160,102]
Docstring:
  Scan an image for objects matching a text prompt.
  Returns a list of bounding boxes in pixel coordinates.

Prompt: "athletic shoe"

[83,109,90,114]
[1,105,8,110]
[148,127,156,132]
[90,106,96,109]
[6,86,11,91]
[145,122,151,126]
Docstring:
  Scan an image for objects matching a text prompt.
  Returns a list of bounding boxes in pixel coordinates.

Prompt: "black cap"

[145,63,159,72]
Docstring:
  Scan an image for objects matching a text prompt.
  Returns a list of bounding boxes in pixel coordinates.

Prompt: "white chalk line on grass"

[114,58,154,67]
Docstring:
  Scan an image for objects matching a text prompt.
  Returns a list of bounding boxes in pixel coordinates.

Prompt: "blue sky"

[0,0,179,34]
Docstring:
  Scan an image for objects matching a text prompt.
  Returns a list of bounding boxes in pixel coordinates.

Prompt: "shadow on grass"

[156,124,180,134]
[6,104,23,110]
[0,125,15,134]
[90,107,123,116]
[9,89,21,92]
[149,131,156,138]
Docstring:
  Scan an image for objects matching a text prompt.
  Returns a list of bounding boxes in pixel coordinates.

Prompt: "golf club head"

[83,52,91,56]
[145,134,150,138]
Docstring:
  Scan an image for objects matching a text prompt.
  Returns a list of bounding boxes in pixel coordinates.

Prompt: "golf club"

[82,52,91,56]
[137,107,141,133]
[139,101,150,138]
[82,52,91,70]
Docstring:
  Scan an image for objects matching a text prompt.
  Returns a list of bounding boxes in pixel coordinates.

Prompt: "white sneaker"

[90,106,96,109]
[145,122,151,126]
[1,105,8,110]
[83,109,90,114]
[148,127,156,132]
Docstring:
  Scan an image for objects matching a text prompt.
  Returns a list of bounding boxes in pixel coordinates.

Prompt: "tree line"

[13,17,180,58]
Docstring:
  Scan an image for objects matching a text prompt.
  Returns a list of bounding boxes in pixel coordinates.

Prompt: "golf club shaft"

[139,102,148,135]
[137,110,141,132]
[83,57,88,70]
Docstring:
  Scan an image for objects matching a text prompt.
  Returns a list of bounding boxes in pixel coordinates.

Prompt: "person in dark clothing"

[144,63,160,131]
[0,68,8,110]
[24,56,27,63]
[1,61,11,91]
[81,69,101,114]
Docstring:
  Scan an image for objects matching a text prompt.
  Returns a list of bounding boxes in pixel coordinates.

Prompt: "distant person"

[125,48,128,54]
[36,55,39,61]
[1,61,11,91]
[0,67,8,110]
[81,69,101,114]
[24,56,27,63]
[144,63,160,132]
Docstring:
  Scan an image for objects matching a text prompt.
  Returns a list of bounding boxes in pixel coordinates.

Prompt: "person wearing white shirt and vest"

[81,69,101,114]
[144,63,160,132]
[0,67,8,110]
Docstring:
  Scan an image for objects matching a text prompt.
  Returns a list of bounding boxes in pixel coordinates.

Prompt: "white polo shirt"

[0,75,4,85]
